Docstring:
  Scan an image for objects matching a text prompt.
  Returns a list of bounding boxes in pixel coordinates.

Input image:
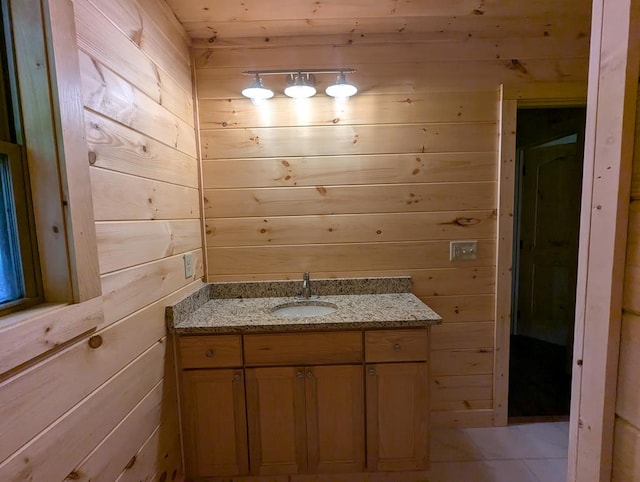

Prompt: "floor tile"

[430,428,484,462]
[462,423,568,460]
[524,458,568,482]
[426,460,539,482]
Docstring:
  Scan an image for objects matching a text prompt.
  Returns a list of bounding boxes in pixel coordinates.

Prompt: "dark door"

[516,142,582,345]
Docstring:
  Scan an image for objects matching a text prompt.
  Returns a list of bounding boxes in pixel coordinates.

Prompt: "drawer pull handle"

[368,368,376,376]
[296,371,304,378]
[233,374,241,381]
[393,343,401,352]
[204,349,215,358]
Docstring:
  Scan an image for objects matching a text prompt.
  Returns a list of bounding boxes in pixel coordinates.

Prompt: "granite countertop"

[167,277,441,334]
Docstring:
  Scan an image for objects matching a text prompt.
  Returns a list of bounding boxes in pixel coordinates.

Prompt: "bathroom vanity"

[167,277,441,482]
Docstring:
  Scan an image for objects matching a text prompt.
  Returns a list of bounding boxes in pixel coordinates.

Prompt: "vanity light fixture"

[241,73,274,101]
[325,72,358,99]
[241,69,357,101]
[284,72,317,99]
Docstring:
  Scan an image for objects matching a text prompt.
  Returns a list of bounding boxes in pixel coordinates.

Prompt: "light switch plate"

[450,240,477,261]
[183,253,194,278]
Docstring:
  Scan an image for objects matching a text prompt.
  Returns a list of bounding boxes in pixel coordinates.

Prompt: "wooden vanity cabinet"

[365,329,430,471]
[244,331,365,475]
[245,364,364,475]
[178,328,430,480]
[179,336,249,478]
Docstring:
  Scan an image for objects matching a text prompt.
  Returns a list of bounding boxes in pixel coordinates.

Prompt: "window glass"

[0,154,23,303]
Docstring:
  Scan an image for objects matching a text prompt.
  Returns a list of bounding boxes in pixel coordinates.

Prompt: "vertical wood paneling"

[0,1,199,481]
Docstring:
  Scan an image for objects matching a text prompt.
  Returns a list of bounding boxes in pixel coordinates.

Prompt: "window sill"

[0,297,103,377]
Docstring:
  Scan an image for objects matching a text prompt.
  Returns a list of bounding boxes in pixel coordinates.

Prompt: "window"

[0,2,40,315]
[0,0,102,376]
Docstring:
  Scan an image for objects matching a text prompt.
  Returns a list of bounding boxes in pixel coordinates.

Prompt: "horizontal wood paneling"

[0,278,200,468]
[431,348,494,376]
[91,167,200,221]
[70,380,166,481]
[431,373,493,411]
[612,417,640,482]
[616,313,640,428]
[424,295,495,323]
[207,240,495,275]
[184,15,590,42]
[85,110,199,188]
[201,123,497,159]
[207,211,496,246]
[203,153,497,188]
[431,322,495,351]
[195,1,590,426]
[169,0,592,23]
[79,52,196,156]
[198,59,502,424]
[101,249,204,327]
[196,60,588,99]
[206,268,494,299]
[199,92,499,129]
[87,0,192,92]
[196,38,588,70]
[613,82,640,478]
[0,341,166,480]
[431,409,495,428]
[96,220,202,273]
[623,201,640,315]
[75,0,193,123]
[204,183,496,218]
[0,1,203,480]
[116,416,181,482]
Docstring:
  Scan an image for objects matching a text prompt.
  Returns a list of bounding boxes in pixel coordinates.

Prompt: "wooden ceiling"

[164,0,592,41]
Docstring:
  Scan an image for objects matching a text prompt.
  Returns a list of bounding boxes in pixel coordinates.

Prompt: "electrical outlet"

[450,240,477,261]
[183,253,194,278]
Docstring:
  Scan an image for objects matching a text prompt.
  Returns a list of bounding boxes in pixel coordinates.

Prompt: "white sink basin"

[271,301,338,318]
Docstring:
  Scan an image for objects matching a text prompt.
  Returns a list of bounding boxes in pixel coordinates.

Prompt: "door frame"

[494,1,639,480]
[493,89,587,427]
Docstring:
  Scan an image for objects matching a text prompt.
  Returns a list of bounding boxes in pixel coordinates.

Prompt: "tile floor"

[426,422,568,482]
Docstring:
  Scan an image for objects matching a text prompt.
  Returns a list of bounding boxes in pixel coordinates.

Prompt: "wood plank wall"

[612,80,640,481]
[0,0,201,480]
[194,26,589,427]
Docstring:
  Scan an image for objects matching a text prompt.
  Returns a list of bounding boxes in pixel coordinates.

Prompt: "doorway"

[508,107,587,421]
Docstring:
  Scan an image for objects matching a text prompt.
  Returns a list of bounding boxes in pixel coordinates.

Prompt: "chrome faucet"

[301,272,311,299]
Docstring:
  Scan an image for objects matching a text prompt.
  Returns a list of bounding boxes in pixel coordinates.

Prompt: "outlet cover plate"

[450,240,477,261]
[183,253,194,278]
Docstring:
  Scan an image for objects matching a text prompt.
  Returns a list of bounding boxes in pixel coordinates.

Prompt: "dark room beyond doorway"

[509,107,587,422]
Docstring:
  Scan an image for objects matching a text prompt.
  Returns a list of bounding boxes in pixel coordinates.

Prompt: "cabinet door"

[245,366,307,475]
[366,362,428,471]
[182,369,248,478]
[305,365,365,473]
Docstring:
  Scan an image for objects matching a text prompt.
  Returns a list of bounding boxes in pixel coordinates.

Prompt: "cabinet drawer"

[365,329,428,362]
[244,331,362,366]
[179,335,243,369]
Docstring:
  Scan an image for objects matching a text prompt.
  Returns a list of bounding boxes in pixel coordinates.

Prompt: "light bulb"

[325,72,357,99]
[241,74,274,100]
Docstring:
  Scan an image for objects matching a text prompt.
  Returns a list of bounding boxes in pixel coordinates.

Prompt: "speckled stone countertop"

[167,277,441,334]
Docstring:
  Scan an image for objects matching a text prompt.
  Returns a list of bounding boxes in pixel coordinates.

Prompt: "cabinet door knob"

[368,368,376,376]
[393,343,401,352]
[306,370,313,379]
[233,373,241,381]
[296,371,304,378]
[204,349,214,358]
